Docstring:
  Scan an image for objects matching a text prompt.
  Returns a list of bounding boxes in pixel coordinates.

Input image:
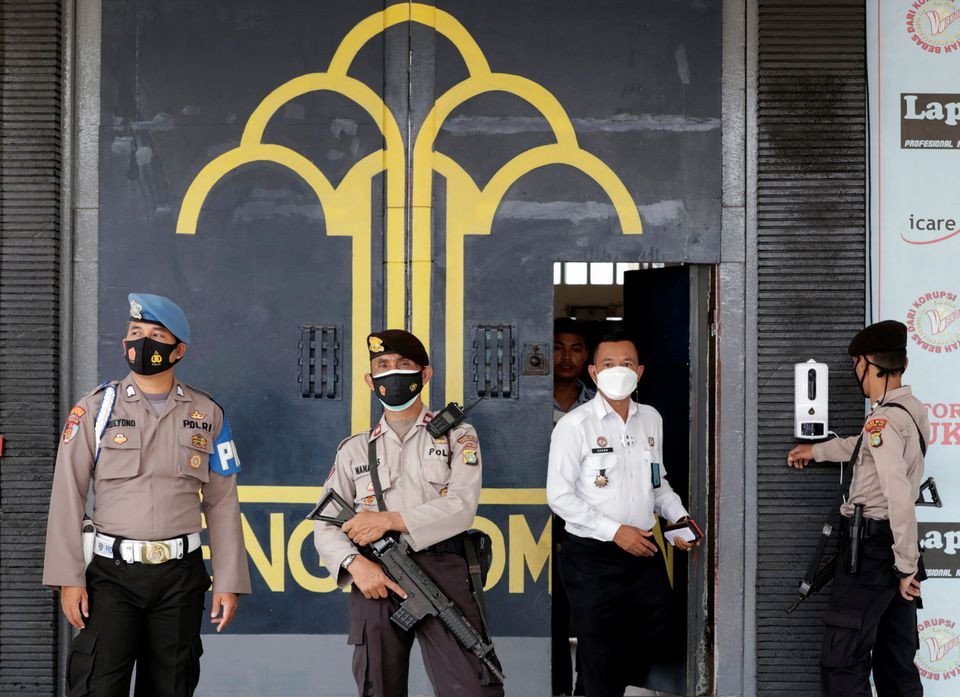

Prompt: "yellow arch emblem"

[176,3,642,431]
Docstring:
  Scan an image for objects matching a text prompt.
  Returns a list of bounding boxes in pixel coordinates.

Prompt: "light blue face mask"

[381,394,422,412]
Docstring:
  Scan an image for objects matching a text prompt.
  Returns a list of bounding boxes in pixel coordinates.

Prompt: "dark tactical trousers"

[559,533,672,697]
[348,549,504,697]
[821,531,922,697]
[551,515,574,695]
[66,549,210,697]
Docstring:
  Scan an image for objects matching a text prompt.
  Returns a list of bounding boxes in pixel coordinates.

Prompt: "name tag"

[591,447,614,454]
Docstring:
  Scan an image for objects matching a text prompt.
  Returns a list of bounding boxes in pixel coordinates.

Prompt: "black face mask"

[852,356,892,403]
[124,337,180,376]
[852,357,870,398]
[372,369,424,411]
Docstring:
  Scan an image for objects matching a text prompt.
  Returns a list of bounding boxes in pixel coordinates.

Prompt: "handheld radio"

[426,398,484,439]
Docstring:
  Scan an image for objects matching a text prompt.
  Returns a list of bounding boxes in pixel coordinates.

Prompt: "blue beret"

[128,293,191,344]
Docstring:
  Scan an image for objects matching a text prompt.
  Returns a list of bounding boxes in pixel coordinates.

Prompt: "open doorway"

[550,262,715,697]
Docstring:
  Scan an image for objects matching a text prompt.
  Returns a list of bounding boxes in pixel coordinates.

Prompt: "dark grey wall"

[0,0,63,693]
[755,1,867,694]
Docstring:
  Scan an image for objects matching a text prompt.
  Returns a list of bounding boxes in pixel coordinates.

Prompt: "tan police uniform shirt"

[313,405,483,587]
[812,386,929,574]
[42,374,252,593]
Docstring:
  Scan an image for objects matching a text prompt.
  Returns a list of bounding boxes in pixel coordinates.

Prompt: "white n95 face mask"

[595,366,639,400]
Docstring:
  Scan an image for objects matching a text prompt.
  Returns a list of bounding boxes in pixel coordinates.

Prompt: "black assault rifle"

[307,489,505,683]
[787,476,943,614]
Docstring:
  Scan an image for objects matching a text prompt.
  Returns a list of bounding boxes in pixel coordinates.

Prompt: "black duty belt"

[841,515,891,539]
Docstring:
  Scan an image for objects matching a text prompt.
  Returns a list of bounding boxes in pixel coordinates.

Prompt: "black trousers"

[347,550,504,697]
[66,549,211,697]
[821,532,922,697]
[559,533,672,697]
[551,515,576,695]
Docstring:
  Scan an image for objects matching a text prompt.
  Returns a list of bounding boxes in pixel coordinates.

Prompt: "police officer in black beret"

[788,320,928,697]
[314,329,503,697]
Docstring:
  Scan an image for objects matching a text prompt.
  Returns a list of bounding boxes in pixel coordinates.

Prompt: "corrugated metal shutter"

[756,1,867,694]
[0,1,63,694]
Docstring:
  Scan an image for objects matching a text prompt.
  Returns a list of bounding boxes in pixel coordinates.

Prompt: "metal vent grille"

[0,0,63,692]
[756,1,868,694]
[470,323,518,399]
[298,325,341,399]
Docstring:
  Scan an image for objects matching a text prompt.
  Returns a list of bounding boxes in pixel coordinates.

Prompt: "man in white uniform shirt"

[547,334,696,697]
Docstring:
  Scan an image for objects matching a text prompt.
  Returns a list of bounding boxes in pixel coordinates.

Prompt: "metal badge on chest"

[594,436,610,488]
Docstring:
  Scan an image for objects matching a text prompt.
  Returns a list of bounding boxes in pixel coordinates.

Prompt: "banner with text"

[869,0,960,688]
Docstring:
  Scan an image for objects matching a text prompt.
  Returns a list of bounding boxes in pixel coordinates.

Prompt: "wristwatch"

[341,553,358,570]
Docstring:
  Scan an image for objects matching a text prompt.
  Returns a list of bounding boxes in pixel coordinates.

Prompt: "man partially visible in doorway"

[548,334,698,697]
[553,318,595,424]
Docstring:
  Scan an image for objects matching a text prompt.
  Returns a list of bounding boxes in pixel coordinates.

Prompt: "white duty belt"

[94,532,201,564]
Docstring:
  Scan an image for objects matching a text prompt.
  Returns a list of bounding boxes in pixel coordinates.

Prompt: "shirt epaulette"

[180,383,226,415]
[337,432,367,452]
[83,379,118,400]
[557,405,592,428]
[453,420,476,433]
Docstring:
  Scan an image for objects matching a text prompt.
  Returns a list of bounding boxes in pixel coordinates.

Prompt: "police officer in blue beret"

[43,293,251,697]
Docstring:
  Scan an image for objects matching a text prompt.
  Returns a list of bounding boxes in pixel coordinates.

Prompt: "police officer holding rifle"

[313,330,504,697]
[787,320,928,697]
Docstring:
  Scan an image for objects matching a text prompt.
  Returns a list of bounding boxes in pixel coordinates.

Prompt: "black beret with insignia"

[367,329,430,366]
[847,320,908,356]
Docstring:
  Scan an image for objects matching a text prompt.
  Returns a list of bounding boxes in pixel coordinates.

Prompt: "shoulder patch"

[62,421,80,445]
[865,418,887,434]
[866,418,887,448]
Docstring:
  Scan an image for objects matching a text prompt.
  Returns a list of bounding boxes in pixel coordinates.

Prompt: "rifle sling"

[463,534,493,642]
[368,423,452,513]
[369,435,388,512]
[878,401,927,457]
[799,434,863,597]
[369,426,494,642]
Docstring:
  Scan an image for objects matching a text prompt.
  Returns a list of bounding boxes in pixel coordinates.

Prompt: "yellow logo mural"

[176,3,642,434]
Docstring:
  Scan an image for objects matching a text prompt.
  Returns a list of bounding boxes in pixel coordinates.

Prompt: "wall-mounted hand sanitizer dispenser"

[795,360,828,439]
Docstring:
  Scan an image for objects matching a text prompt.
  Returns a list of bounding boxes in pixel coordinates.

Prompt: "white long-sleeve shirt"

[547,393,689,541]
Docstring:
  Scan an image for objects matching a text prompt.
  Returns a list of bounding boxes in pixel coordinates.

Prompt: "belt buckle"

[141,541,171,564]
